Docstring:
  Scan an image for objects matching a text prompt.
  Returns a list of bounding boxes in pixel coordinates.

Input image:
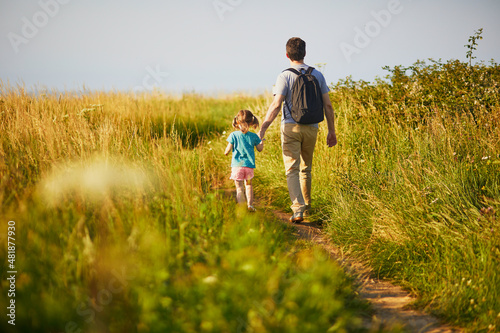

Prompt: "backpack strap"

[283,67,315,75]
[283,68,301,76]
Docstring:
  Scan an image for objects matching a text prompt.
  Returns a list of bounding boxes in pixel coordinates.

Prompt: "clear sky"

[1,0,499,94]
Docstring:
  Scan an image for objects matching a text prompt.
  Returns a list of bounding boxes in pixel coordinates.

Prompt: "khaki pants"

[281,123,318,213]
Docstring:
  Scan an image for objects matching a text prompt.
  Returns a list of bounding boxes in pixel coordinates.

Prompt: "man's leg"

[281,123,305,213]
[300,126,318,211]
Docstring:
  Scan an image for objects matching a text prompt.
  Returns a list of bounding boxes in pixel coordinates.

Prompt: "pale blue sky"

[1,0,499,94]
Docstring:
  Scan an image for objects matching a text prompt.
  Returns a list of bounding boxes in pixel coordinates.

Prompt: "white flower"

[203,276,218,284]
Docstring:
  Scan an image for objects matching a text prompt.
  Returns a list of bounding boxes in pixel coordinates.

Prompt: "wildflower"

[482,156,490,160]
[467,279,472,286]
[203,275,217,284]
[241,263,254,272]
[481,186,486,191]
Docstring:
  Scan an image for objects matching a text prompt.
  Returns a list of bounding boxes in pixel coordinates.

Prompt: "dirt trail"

[272,210,463,333]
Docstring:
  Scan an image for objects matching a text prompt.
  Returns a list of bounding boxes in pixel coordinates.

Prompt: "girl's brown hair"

[232,110,259,134]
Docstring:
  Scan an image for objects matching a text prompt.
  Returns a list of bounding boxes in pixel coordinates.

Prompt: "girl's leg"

[245,179,253,208]
[235,180,246,204]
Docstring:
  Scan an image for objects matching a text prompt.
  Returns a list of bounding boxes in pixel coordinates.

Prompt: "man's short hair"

[286,37,306,61]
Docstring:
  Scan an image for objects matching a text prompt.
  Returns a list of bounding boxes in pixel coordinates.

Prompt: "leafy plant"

[465,28,483,66]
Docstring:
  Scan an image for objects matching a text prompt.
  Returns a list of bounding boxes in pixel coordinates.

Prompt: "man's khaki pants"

[281,123,318,214]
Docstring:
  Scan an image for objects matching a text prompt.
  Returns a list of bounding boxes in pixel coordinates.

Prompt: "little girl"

[224,110,264,211]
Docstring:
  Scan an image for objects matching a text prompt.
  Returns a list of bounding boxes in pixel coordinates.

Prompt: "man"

[258,37,337,223]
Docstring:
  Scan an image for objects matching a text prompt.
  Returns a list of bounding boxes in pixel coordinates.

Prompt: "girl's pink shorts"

[230,167,254,181]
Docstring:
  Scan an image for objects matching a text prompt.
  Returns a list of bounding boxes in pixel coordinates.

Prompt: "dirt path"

[272,210,463,333]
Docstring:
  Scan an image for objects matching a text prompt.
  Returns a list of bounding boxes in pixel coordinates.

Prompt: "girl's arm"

[224,143,233,155]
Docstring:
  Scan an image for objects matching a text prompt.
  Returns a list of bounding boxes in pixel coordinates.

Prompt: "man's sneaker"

[289,211,303,223]
[304,205,311,218]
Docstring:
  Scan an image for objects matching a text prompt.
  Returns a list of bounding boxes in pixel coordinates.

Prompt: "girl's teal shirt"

[227,131,262,168]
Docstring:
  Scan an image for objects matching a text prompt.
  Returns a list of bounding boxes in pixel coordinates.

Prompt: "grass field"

[1,55,499,332]
[253,59,500,332]
[0,87,374,333]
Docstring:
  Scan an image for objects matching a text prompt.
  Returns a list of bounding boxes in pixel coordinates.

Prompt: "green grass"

[255,59,500,332]
[0,86,372,332]
[2,55,498,332]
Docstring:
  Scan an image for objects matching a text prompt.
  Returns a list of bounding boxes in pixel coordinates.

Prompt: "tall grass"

[256,59,500,331]
[0,84,370,332]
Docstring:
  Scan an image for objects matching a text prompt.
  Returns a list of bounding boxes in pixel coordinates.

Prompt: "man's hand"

[322,93,337,148]
[327,132,337,147]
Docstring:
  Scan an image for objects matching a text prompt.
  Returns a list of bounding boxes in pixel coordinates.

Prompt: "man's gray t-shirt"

[273,64,330,126]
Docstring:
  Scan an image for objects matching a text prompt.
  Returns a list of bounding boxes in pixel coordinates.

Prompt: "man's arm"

[258,94,285,139]
[322,92,337,147]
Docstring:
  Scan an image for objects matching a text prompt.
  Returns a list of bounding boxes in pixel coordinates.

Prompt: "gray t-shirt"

[273,64,330,126]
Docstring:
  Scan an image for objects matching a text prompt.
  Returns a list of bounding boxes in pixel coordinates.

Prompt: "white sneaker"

[289,212,303,223]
